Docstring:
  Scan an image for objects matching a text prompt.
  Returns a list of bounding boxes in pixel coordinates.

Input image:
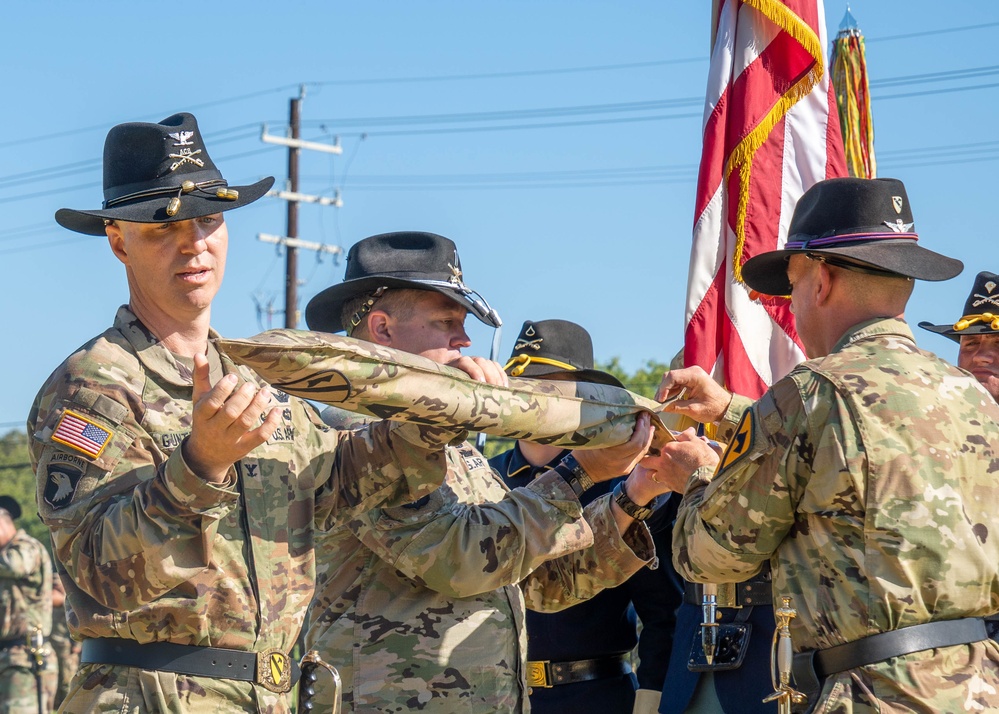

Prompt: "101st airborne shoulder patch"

[44,452,87,509]
[719,409,755,471]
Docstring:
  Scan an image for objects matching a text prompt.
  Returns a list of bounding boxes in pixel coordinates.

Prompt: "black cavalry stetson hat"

[0,495,22,520]
[305,231,502,333]
[918,271,999,343]
[742,177,963,296]
[503,319,624,388]
[55,112,274,236]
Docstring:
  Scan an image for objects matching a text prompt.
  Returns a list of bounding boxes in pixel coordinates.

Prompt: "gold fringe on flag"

[831,14,876,178]
[727,0,824,282]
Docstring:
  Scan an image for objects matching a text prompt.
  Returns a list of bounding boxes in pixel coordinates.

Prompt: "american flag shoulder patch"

[51,410,113,459]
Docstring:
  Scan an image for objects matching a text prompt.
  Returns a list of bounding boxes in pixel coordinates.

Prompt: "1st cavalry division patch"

[719,410,755,471]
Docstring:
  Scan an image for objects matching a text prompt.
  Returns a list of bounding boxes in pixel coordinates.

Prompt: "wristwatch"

[553,454,595,497]
[613,481,656,521]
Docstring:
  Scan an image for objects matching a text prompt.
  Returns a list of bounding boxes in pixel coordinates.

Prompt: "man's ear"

[366,310,393,347]
[106,223,128,265]
[814,262,835,307]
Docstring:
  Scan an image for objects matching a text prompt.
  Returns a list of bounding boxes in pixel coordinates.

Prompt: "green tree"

[0,429,50,546]
[596,357,671,399]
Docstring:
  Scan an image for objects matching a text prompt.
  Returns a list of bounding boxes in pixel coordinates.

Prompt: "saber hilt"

[700,582,719,665]
[298,650,341,714]
[762,595,807,714]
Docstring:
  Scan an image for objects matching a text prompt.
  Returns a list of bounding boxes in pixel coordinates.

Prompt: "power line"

[0,124,262,190]
[303,98,703,128]
[0,92,298,150]
[305,58,703,87]
[867,20,999,44]
[337,112,701,138]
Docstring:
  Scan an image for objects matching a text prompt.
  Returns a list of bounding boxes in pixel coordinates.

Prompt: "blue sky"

[2,0,995,430]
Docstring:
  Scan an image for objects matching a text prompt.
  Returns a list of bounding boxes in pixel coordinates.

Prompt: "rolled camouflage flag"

[215,330,677,449]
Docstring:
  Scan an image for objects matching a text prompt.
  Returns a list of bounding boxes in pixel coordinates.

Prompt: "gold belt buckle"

[257,648,293,693]
[526,660,551,688]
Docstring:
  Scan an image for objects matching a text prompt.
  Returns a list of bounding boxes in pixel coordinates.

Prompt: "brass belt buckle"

[526,660,552,688]
[257,648,293,693]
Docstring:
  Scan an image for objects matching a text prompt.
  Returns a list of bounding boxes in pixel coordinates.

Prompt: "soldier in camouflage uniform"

[647,177,999,713]
[302,232,673,712]
[26,115,468,714]
[0,495,57,713]
[919,270,999,403]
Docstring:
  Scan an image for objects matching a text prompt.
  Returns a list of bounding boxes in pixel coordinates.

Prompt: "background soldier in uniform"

[919,270,999,402]
[48,576,78,709]
[303,232,673,713]
[489,319,681,714]
[647,177,999,712]
[0,495,57,714]
[27,114,470,714]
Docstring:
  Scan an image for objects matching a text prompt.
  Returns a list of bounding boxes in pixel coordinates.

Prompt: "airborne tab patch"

[51,410,112,459]
[719,410,755,471]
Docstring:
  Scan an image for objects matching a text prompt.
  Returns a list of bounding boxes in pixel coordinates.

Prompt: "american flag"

[683,0,847,398]
[52,411,112,459]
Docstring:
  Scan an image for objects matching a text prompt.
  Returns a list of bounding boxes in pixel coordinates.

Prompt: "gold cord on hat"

[103,178,238,217]
[954,312,999,332]
[504,354,578,377]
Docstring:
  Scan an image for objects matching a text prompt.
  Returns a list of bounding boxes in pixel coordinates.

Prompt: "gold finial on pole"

[762,596,808,714]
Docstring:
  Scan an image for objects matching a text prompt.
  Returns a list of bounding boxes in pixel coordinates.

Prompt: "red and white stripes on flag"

[683,0,847,398]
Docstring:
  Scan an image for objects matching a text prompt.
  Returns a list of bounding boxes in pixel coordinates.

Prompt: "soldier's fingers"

[630,413,653,448]
[217,381,262,427]
[473,358,509,387]
[231,385,276,432]
[195,372,239,420]
[672,427,700,442]
[654,372,678,402]
[245,407,282,447]
[448,356,486,383]
[192,354,214,404]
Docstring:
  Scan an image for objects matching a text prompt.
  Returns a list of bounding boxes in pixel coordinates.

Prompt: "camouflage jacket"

[673,318,999,712]
[26,306,459,713]
[305,439,655,713]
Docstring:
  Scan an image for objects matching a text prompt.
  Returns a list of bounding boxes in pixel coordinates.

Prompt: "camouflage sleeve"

[346,470,594,599]
[672,373,821,583]
[0,536,44,581]
[716,392,755,442]
[520,492,655,612]
[313,417,465,528]
[36,440,238,611]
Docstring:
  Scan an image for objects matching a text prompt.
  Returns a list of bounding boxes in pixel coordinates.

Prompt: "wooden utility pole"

[284,91,302,328]
[259,85,344,328]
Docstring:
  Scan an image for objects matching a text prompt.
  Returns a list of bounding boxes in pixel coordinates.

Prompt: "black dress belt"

[792,617,988,697]
[81,638,301,694]
[0,637,25,650]
[526,653,632,688]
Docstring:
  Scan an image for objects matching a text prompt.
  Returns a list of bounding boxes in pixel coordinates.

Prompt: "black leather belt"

[81,638,301,694]
[526,653,631,688]
[0,637,24,650]
[792,617,988,696]
[683,577,772,607]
